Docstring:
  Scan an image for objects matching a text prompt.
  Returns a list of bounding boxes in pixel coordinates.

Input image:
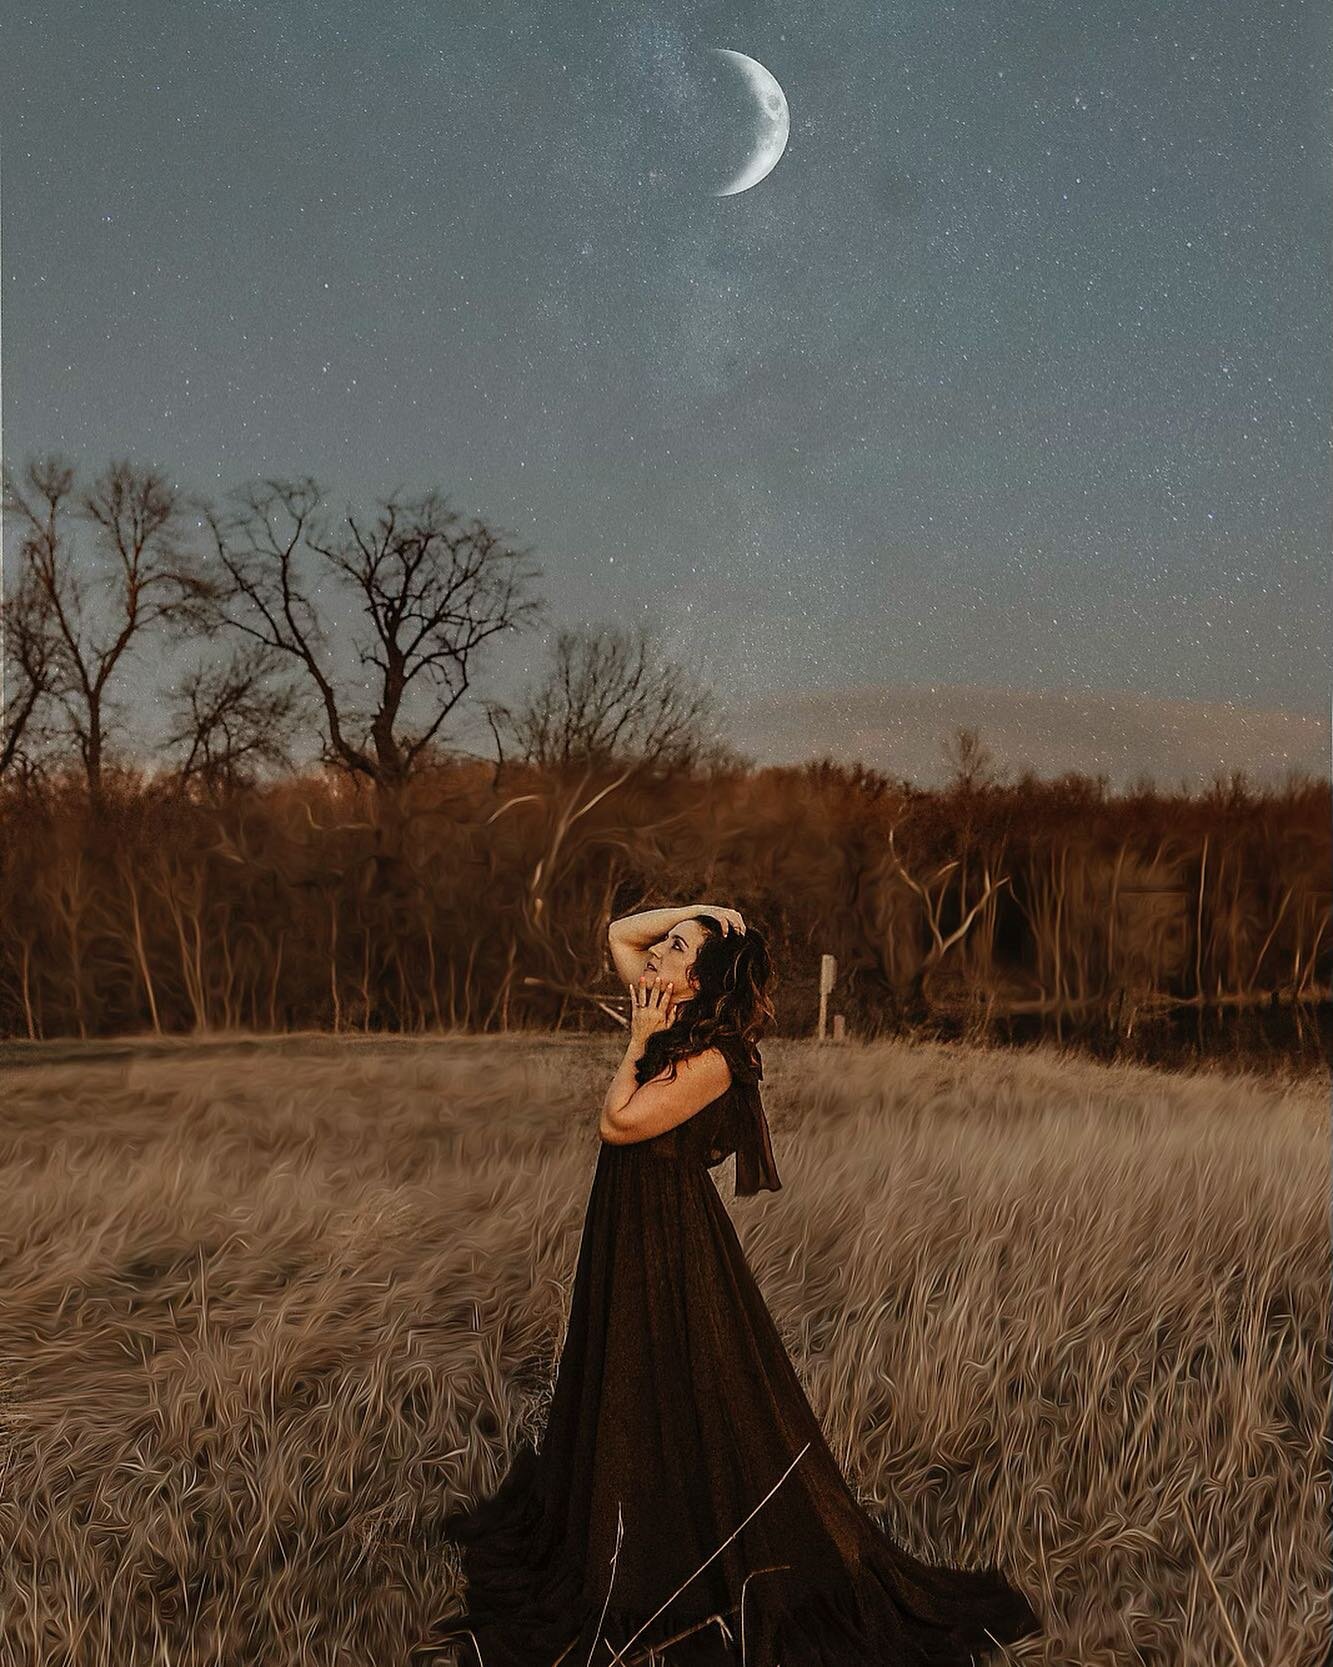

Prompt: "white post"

[817,954,836,1041]
[832,1013,845,1042]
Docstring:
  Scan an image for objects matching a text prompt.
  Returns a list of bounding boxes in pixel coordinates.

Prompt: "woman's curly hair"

[633,914,776,1088]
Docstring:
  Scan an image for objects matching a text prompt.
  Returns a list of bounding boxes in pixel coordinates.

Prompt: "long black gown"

[420,1041,1041,1666]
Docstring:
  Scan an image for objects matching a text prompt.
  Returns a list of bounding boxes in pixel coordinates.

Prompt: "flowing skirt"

[419,1137,1041,1666]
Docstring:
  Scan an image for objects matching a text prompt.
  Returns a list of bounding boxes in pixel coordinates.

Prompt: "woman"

[416,904,1041,1665]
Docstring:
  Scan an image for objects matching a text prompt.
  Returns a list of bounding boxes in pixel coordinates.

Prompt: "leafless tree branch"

[194,479,545,791]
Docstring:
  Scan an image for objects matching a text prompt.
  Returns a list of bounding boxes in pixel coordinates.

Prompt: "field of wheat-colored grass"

[0,1033,1327,1667]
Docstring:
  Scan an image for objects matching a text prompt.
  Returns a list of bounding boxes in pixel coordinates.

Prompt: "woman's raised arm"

[606,904,745,986]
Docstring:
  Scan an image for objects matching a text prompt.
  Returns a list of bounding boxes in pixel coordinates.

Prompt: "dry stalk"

[600,1441,811,1667]
[1178,1498,1252,1667]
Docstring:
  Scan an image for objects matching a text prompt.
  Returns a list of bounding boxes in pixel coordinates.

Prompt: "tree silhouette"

[162,641,309,798]
[196,478,544,792]
[484,620,746,777]
[0,550,60,781]
[2,455,216,799]
[941,724,1003,791]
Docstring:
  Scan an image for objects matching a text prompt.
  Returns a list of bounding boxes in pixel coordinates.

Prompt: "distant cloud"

[721,682,1330,791]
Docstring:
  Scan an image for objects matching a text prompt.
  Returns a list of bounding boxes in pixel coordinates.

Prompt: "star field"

[1,0,1327,779]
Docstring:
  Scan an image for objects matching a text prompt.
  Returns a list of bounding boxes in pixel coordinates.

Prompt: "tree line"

[1,454,1329,1045]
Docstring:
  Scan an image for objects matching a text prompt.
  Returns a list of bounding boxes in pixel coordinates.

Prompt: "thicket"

[1,757,1327,1042]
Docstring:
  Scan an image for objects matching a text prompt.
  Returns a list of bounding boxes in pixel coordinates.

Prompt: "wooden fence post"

[817,954,836,1041]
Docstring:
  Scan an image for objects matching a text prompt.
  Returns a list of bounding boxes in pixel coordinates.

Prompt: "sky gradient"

[2,0,1328,787]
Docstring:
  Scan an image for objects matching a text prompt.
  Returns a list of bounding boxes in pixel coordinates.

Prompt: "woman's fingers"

[631,974,674,1011]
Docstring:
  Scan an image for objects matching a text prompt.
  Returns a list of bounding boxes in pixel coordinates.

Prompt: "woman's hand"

[689,903,746,936]
[629,973,677,1045]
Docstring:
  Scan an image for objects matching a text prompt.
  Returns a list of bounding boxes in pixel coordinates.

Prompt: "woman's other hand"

[630,973,676,1044]
[690,904,746,936]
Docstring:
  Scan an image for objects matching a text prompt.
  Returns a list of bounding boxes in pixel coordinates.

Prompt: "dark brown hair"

[633,915,776,1088]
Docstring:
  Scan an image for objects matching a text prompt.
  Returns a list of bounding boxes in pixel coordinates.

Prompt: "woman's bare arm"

[600,1047,732,1144]
[606,903,744,987]
[606,905,700,986]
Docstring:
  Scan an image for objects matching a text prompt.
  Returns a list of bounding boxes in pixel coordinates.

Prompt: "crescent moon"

[710,48,789,197]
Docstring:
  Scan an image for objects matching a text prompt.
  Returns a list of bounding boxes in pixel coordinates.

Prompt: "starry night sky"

[3,0,1329,786]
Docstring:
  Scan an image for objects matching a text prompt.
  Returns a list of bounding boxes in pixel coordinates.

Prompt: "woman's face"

[644,918,707,1003]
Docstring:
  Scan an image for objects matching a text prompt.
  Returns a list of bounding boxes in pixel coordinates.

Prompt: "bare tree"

[484,620,744,776]
[0,555,60,779]
[1,455,216,798]
[196,478,544,792]
[941,724,1003,792]
[162,641,309,797]
[882,821,1013,1016]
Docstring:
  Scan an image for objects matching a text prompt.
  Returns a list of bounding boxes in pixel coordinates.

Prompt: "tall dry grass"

[0,1035,1327,1666]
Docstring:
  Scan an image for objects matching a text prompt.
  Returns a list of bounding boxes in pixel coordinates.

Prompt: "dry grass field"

[0,1034,1327,1667]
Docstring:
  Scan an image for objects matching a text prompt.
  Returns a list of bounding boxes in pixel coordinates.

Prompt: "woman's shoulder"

[710,1031,762,1085]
